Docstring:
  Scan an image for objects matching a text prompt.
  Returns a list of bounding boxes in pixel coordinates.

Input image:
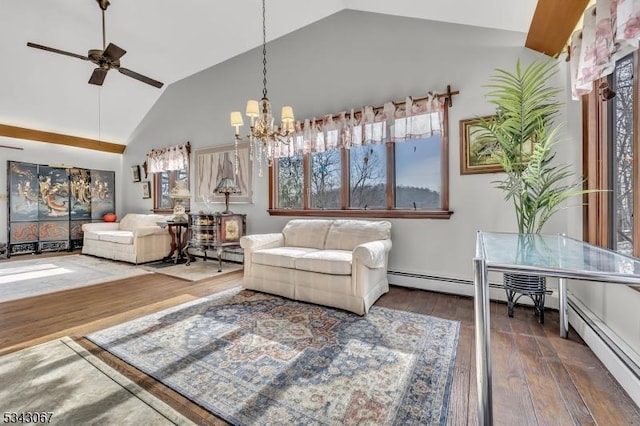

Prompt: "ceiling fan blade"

[102,43,126,61]
[27,42,89,61]
[118,68,164,88]
[88,68,108,86]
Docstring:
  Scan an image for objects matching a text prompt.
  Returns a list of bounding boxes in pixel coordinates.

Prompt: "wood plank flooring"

[1,255,638,425]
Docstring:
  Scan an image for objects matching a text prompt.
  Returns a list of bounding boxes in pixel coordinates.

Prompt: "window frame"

[583,52,640,257]
[152,167,190,214]
[267,105,452,219]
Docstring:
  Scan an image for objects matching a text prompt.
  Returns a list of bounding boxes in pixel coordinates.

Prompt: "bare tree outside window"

[349,144,386,209]
[611,55,634,256]
[277,155,303,209]
[311,151,341,209]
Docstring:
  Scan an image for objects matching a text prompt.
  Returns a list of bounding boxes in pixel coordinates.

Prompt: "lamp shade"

[230,111,244,127]
[215,177,241,195]
[281,106,294,123]
[170,181,191,199]
[246,100,259,118]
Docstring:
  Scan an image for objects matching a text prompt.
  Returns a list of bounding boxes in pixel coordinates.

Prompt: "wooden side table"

[157,221,189,264]
[183,213,246,271]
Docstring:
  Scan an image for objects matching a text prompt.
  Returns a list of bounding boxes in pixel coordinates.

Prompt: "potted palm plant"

[475,59,593,323]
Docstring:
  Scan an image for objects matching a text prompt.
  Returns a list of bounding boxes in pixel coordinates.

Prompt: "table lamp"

[170,181,191,221]
[215,177,240,214]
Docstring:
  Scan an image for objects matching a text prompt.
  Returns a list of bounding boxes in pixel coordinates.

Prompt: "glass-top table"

[473,231,640,425]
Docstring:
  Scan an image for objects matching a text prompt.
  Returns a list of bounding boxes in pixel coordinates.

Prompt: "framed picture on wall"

[142,181,151,199]
[194,142,252,204]
[460,116,504,175]
[131,165,141,182]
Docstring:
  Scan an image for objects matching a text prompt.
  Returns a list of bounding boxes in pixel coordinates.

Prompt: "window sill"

[267,209,453,219]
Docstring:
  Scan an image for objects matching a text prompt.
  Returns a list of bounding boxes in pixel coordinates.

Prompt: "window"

[311,150,341,209]
[269,134,450,219]
[153,168,189,213]
[584,53,640,257]
[350,144,386,209]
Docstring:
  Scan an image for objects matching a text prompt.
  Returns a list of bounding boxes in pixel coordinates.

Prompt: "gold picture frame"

[460,116,504,175]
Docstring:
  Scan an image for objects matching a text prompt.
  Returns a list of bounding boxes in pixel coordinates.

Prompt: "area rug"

[139,259,243,282]
[87,288,460,425]
[0,254,151,303]
[0,337,193,425]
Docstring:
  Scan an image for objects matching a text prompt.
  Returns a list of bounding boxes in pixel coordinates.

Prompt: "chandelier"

[230,0,294,174]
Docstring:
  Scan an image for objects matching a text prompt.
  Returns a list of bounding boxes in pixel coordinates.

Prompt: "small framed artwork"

[219,214,244,243]
[142,181,151,199]
[460,116,506,175]
[131,165,141,182]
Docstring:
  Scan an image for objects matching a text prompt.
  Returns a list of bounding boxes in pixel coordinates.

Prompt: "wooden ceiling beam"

[0,123,125,154]
[525,0,590,57]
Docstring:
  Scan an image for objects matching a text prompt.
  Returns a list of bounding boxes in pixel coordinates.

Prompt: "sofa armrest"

[82,222,120,232]
[134,226,168,238]
[240,233,284,252]
[353,239,392,268]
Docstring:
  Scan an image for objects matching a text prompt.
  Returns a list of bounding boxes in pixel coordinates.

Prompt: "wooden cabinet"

[185,213,246,270]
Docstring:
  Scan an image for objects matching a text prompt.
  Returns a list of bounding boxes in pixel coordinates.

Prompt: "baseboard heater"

[569,297,640,381]
[387,270,559,309]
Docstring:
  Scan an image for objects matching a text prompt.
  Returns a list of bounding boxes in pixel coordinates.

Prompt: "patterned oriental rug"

[87,288,460,425]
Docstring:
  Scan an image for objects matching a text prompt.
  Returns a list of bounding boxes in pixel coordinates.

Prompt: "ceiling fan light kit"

[26,0,163,88]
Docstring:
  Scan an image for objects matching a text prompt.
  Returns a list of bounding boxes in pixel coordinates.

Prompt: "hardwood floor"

[1,255,638,425]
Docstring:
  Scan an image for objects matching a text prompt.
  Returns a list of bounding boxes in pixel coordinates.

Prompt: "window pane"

[394,137,441,209]
[611,55,634,255]
[159,172,172,209]
[311,150,341,209]
[277,155,303,209]
[349,144,386,209]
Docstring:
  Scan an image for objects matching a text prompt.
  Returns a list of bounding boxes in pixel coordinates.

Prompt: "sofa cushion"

[282,219,333,249]
[295,250,352,275]
[252,247,319,269]
[324,220,392,251]
[119,213,168,232]
[83,231,102,241]
[97,231,134,245]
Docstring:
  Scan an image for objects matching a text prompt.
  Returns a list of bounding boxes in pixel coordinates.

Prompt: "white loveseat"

[82,213,172,264]
[240,219,392,315]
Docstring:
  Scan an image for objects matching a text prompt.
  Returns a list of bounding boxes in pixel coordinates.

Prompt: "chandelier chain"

[262,0,267,99]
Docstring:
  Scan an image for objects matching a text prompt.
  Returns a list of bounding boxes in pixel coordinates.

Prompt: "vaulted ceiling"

[0,0,584,151]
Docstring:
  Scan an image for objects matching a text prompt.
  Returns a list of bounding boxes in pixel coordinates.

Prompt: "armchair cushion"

[282,219,333,249]
[325,220,392,251]
[97,231,134,245]
[240,233,284,251]
[252,247,318,269]
[353,240,393,269]
[295,250,353,275]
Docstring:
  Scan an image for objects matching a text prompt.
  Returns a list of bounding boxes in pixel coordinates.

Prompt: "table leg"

[217,247,223,272]
[558,278,568,338]
[474,256,492,426]
[166,226,177,259]
[173,227,182,264]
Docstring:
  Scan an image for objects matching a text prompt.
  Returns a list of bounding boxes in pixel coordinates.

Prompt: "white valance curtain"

[146,142,190,173]
[570,0,640,100]
[271,93,445,159]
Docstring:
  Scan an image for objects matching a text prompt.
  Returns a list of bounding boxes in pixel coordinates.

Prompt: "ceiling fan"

[26,0,163,88]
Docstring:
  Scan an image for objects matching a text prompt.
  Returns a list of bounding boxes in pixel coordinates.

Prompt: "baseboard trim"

[387,270,559,309]
[568,295,640,407]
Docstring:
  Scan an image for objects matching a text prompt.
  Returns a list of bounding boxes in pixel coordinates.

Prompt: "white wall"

[0,138,122,246]
[125,10,578,281]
